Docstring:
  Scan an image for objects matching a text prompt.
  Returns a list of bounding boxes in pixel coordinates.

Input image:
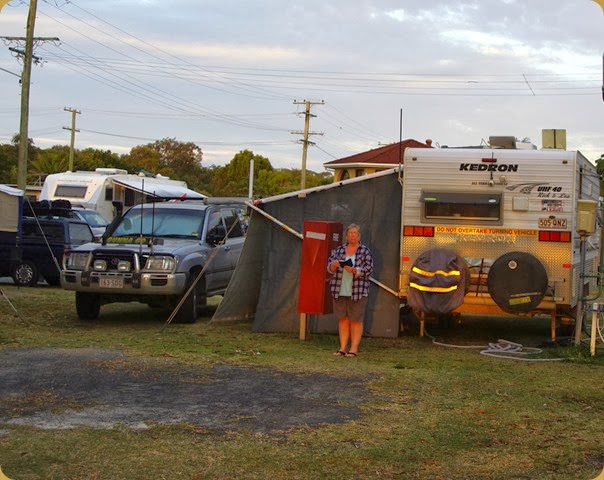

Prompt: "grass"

[0,284,603,480]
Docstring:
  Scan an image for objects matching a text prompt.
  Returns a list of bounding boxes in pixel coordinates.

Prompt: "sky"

[0,0,603,175]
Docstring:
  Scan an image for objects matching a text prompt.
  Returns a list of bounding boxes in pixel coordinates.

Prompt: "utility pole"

[17,0,38,190]
[1,0,59,190]
[292,100,324,190]
[63,107,80,171]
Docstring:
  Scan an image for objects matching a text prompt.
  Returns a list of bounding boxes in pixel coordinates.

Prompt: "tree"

[212,150,273,196]
[29,145,70,179]
[124,145,167,176]
[123,138,204,191]
[0,142,18,184]
[596,153,604,195]
[76,148,123,171]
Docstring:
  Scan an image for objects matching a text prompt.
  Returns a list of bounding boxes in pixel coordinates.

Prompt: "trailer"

[400,144,601,339]
[40,168,205,220]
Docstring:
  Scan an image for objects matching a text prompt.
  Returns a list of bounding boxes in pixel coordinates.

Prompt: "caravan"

[400,141,601,337]
[40,168,205,220]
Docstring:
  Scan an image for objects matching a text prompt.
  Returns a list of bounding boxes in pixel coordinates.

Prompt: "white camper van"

[40,168,205,220]
[400,143,601,337]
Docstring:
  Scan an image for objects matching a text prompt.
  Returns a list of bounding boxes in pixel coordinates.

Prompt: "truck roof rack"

[24,199,73,218]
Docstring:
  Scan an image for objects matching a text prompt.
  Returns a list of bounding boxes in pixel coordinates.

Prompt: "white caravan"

[400,144,601,337]
[40,168,205,220]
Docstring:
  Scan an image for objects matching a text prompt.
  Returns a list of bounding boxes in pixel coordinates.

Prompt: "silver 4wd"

[61,198,247,323]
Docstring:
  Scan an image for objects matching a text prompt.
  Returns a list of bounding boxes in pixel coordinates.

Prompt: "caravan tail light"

[538,230,571,242]
[403,225,434,237]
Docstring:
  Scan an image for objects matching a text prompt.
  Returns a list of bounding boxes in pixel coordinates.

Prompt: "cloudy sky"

[0,0,603,173]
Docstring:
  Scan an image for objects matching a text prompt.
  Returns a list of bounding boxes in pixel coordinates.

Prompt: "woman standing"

[327,223,374,357]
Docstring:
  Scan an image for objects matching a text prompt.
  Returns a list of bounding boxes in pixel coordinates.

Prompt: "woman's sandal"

[333,350,347,356]
[345,352,358,357]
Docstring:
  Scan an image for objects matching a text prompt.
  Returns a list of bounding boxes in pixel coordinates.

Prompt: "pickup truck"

[0,216,94,287]
[61,199,247,323]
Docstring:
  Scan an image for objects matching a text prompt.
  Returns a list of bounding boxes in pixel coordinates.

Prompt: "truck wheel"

[173,273,205,323]
[12,261,38,287]
[76,292,101,320]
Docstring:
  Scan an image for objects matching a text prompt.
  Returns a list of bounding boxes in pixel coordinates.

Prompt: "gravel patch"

[0,347,370,434]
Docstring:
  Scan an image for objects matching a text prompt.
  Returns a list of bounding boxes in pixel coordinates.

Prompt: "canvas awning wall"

[211,170,403,338]
[0,185,23,232]
[111,178,206,199]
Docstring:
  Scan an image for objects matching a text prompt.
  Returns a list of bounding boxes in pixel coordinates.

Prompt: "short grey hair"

[345,223,361,240]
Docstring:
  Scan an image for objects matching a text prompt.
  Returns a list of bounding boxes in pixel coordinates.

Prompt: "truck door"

[204,209,234,290]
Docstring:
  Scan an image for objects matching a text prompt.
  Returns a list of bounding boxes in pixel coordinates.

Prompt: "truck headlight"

[144,256,175,272]
[93,260,107,271]
[65,252,90,270]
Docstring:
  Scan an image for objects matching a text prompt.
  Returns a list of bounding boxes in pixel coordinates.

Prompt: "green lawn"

[0,284,603,480]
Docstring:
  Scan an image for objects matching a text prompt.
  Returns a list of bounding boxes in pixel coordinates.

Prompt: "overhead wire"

[41,0,291,102]
[9,0,599,161]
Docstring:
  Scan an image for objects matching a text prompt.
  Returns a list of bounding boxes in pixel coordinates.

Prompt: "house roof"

[323,139,433,168]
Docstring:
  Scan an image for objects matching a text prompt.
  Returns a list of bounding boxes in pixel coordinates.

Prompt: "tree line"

[0,136,333,197]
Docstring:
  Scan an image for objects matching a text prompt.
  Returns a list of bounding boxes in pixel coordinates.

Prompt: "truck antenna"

[138,178,144,258]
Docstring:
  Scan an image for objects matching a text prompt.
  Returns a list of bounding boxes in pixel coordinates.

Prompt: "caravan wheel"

[487,252,548,313]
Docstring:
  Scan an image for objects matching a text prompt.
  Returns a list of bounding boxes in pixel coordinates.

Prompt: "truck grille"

[92,250,137,272]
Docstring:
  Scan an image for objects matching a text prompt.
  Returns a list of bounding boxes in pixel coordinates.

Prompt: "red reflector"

[403,226,435,237]
[562,263,571,268]
[402,256,410,262]
[403,225,434,237]
[539,230,571,242]
[482,157,497,163]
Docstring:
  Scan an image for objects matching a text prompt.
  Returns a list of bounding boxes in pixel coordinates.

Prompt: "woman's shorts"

[332,296,368,323]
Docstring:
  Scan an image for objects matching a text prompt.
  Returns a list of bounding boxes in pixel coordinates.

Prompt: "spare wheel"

[487,252,548,313]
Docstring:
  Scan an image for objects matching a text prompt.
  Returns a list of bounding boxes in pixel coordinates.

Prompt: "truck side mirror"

[206,225,226,246]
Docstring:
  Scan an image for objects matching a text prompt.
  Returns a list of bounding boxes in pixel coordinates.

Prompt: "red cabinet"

[298,221,343,314]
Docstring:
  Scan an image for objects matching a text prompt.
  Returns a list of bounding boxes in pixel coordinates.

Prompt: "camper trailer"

[40,168,205,220]
[400,143,601,336]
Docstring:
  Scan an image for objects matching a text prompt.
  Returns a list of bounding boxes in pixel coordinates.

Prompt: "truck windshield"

[112,208,205,238]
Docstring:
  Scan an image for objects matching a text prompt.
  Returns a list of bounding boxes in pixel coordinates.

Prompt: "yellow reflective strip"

[412,266,461,277]
[409,282,458,293]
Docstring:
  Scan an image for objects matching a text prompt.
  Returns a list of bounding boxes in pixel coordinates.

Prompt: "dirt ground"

[0,347,370,434]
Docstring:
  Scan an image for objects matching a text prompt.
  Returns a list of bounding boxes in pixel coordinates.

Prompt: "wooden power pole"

[17,0,38,190]
[1,0,59,190]
[63,107,81,171]
[292,100,323,190]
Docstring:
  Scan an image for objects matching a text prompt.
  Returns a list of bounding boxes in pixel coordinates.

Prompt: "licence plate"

[99,277,124,288]
[538,218,567,229]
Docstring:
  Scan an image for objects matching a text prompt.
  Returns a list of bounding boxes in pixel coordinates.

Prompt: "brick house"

[323,139,433,182]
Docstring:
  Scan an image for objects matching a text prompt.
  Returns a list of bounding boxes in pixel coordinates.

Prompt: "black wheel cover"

[487,252,548,313]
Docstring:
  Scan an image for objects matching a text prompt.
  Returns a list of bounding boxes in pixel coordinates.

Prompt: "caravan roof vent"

[94,168,128,175]
[489,136,517,149]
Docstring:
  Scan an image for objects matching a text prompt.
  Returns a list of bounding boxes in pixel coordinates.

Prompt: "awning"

[111,178,206,199]
[0,184,23,232]
[0,184,24,197]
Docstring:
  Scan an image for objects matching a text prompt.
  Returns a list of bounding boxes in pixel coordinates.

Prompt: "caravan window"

[421,191,502,223]
[54,185,87,198]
